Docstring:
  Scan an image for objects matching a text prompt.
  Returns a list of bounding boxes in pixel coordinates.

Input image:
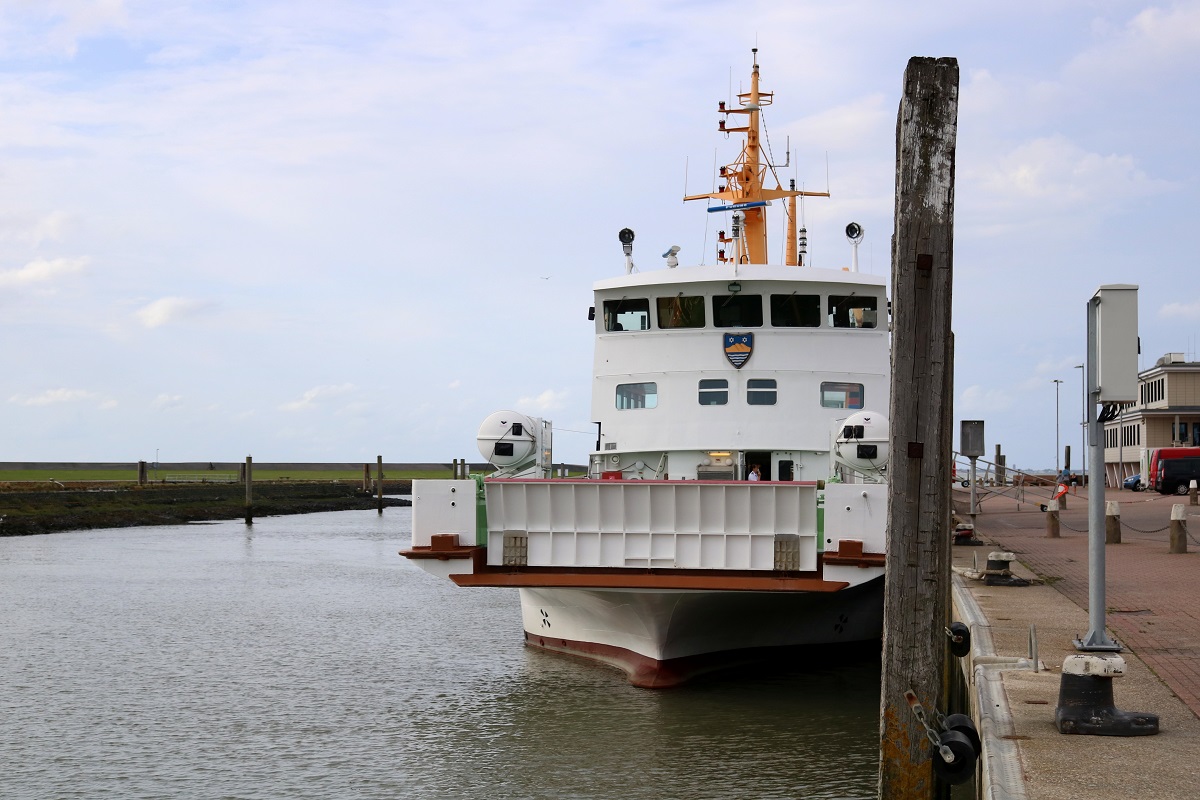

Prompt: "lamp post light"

[1053,379,1063,474]
[1075,364,1086,473]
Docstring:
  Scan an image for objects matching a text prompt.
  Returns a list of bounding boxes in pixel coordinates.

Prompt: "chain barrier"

[1051,517,1192,542]
[1120,521,1172,534]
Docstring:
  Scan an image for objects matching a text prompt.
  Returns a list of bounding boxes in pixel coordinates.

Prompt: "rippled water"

[1,509,880,799]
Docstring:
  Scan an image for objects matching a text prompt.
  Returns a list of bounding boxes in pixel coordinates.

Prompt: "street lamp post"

[1075,364,1086,473]
[1053,379,1063,473]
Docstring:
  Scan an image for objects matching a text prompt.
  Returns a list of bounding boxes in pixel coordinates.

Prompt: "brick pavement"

[964,485,1200,719]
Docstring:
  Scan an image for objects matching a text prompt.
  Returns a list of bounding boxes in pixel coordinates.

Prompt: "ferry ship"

[402,51,890,687]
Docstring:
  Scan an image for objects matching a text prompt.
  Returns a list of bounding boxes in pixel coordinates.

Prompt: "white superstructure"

[402,52,892,687]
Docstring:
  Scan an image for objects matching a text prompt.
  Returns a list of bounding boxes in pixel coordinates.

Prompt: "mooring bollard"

[1170,504,1188,553]
[1190,479,1197,507]
[1056,654,1159,736]
[1045,498,1060,538]
[1105,500,1121,544]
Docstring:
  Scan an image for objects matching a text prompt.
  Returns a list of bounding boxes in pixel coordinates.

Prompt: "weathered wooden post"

[1046,499,1060,538]
[1169,504,1187,553]
[1105,500,1121,544]
[363,463,370,492]
[244,455,253,525]
[138,460,147,485]
[377,455,384,515]
[880,56,959,800]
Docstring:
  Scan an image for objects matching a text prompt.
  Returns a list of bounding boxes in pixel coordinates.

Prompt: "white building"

[1104,353,1200,486]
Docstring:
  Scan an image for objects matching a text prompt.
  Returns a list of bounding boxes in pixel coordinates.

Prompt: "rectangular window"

[712,294,763,327]
[656,295,705,328]
[616,382,657,409]
[821,381,865,409]
[770,293,821,327]
[747,378,777,405]
[828,295,879,328]
[698,379,728,405]
[603,298,650,332]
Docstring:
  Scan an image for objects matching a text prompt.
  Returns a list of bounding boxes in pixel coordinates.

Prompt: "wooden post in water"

[377,455,384,515]
[244,455,253,525]
[138,460,147,485]
[880,56,959,800]
[363,463,370,492]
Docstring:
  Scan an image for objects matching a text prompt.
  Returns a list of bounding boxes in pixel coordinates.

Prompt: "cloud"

[970,135,1169,222]
[958,385,1013,414]
[134,296,216,328]
[4,0,132,59]
[1160,299,1200,320]
[0,256,89,289]
[280,383,355,411]
[516,389,568,412]
[1065,5,1200,86]
[447,379,462,389]
[0,211,73,246]
[152,393,183,408]
[9,387,94,405]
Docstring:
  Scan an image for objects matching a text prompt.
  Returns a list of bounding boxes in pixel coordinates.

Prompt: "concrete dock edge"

[953,575,1031,800]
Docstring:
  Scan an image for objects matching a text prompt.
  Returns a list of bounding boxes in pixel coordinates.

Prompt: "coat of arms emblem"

[723,333,753,369]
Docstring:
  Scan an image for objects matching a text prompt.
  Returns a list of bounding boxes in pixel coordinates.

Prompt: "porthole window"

[699,379,728,405]
[616,382,658,409]
[821,382,864,409]
[747,378,777,405]
[603,298,650,332]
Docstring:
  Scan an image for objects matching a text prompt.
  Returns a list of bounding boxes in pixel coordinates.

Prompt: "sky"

[1,1,1197,470]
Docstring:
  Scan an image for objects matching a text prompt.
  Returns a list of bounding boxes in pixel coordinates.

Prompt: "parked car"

[1123,474,1142,491]
[1157,458,1200,495]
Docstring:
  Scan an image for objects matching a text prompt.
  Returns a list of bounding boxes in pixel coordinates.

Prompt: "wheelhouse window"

[657,295,705,329]
[770,293,821,327]
[828,295,879,328]
[747,378,777,405]
[712,294,763,327]
[603,298,650,331]
[821,381,864,409]
[698,379,728,405]
[616,382,658,409]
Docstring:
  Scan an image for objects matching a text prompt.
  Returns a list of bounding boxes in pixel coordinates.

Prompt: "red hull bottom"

[524,630,881,688]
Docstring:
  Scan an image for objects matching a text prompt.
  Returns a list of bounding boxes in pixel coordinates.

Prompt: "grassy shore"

[0,480,413,537]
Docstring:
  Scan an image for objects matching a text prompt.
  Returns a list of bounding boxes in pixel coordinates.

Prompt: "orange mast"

[684,49,828,265]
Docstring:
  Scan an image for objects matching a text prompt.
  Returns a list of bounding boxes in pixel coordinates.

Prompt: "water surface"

[1,509,880,799]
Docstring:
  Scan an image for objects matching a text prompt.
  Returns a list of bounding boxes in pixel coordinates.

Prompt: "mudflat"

[0,481,411,536]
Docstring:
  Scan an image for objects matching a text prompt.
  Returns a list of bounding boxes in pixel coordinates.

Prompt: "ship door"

[777,460,794,481]
[745,451,772,481]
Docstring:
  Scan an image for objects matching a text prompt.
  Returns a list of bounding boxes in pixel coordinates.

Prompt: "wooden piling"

[138,460,147,486]
[1170,504,1187,553]
[880,56,959,800]
[244,455,253,525]
[377,455,384,515]
[1046,500,1060,538]
[1105,500,1121,544]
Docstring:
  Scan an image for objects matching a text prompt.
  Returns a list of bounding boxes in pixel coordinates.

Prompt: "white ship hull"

[519,579,884,687]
